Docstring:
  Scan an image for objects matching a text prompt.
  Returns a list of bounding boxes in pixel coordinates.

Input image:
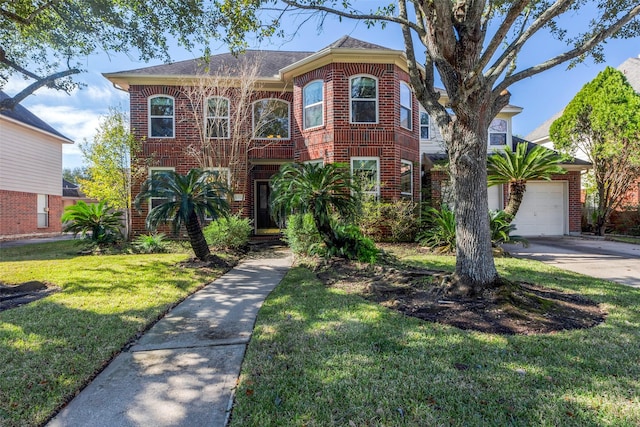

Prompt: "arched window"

[148,95,174,138]
[206,97,230,138]
[303,80,323,129]
[350,75,378,123]
[253,99,290,139]
[400,82,412,130]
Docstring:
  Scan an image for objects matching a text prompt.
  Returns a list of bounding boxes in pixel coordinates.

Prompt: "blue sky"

[4,5,640,169]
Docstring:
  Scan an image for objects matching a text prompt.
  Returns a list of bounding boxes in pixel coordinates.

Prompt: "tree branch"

[0,0,62,25]
[280,0,421,33]
[0,68,80,111]
[495,3,640,93]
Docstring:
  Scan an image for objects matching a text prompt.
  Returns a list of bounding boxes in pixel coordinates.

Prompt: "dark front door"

[256,181,278,230]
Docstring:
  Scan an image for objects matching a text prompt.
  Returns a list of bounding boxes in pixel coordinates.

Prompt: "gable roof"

[0,91,73,143]
[323,35,391,51]
[526,56,640,142]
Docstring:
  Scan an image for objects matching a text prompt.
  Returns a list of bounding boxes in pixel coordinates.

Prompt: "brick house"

[104,36,585,237]
[0,91,73,239]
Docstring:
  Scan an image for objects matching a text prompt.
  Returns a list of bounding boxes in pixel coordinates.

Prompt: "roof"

[323,35,392,51]
[0,91,73,143]
[62,178,81,197]
[525,56,640,142]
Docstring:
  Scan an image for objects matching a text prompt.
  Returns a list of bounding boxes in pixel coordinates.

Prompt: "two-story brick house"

[104,36,585,237]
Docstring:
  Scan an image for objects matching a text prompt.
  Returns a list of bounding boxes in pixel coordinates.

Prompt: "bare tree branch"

[0,68,80,111]
[0,0,62,25]
[495,3,640,93]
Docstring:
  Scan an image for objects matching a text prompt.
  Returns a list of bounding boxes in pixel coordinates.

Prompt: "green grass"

[231,253,640,426]
[0,241,226,427]
[606,235,640,245]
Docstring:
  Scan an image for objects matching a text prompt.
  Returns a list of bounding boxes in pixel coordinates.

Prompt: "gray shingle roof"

[322,35,392,51]
[0,91,72,142]
[525,56,640,142]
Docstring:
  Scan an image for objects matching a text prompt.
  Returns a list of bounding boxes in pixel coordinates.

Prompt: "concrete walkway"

[47,247,293,427]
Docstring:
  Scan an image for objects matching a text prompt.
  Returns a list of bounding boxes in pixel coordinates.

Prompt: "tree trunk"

[448,116,501,295]
[504,180,527,221]
[186,210,211,260]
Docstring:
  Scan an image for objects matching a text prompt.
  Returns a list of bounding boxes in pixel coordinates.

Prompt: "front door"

[255,181,278,232]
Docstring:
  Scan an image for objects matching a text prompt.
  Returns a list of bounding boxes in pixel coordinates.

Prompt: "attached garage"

[511,181,567,236]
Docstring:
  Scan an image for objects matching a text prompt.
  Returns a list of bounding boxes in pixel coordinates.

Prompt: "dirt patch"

[315,257,605,335]
[0,281,61,312]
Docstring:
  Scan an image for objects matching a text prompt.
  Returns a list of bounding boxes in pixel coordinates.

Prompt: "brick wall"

[0,190,62,238]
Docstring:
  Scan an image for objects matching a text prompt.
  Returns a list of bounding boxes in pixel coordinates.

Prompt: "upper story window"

[351,157,380,198]
[206,97,230,138]
[303,81,323,129]
[489,118,508,146]
[350,75,378,123]
[253,99,290,139]
[400,82,412,130]
[149,96,175,138]
[420,109,430,140]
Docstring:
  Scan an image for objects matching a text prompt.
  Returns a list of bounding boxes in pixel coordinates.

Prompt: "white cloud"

[28,104,103,144]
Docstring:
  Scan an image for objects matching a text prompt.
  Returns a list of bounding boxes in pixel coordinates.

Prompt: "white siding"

[0,119,64,195]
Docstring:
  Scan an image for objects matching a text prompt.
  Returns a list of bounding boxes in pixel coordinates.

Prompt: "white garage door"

[511,181,566,236]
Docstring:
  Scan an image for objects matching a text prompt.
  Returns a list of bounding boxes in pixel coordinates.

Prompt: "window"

[148,167,175,209]
[400,160,413,198]
[206,97,230,138]
[149,96,175,138]
[303,81,323,129]
[420,109,430,140]
[253,99,290,139]
[350,75,378,123]
[489,118,508,146]
[204,167,230,219]
[400,82,412,130]
[351,157,380,198]
[37,194,48,228]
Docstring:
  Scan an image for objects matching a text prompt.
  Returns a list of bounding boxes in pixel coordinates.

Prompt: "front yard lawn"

[231,251,640,426]
[0,240,227,427]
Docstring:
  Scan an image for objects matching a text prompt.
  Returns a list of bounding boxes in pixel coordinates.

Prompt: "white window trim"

[400,82,412,131]
[206,96,230,139]
[303,80,324,130]
[252,98,291,140]
[351,156,380,198]
[419,107,431,141]
[488,117,509,148]
[400,159,413,198]
[349,75,379,124]
[148,167,175,209]
[148,95,175,139]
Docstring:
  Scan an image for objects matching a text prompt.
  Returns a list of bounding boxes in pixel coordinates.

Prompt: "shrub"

[360,199,420,242]
[282,213,323,256]
[203,215,252,251]
[133,233,169,253]
[61,200,123,245]
[490,210,528,246]
[328,223,379,263]
[417,205,457,254]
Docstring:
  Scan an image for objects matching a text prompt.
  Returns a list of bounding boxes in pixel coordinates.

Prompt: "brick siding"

[0,190,62,238]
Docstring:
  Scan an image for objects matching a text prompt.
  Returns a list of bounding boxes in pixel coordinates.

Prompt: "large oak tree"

[0,0,219,110]
[209,0,640,294]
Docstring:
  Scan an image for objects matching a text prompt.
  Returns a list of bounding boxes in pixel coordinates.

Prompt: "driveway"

[504,236,640,288]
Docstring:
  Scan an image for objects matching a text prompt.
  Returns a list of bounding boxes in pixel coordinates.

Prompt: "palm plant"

[61,200,123,244]
[134,169,230,260]
[270,162,362,253]
[488,142,565,222]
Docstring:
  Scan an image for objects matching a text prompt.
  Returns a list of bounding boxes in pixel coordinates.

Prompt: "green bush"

[133,233,169,253]
[61,200,123,245]
[203,215,252,251]
[328,223,379,263]
[490,210,528,246]
[282,213,323,255]
[360,199,419,242]
[417,205,457,254]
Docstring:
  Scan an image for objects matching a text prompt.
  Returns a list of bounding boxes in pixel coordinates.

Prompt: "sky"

[4,4,640,170]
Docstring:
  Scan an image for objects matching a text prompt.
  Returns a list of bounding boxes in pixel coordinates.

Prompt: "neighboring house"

[527,56,640,210]
[62,179,95,210]
[0,91,73,239]
[104,36,585,237]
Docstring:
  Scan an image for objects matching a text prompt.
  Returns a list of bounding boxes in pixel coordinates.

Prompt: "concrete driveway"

[504,236,640,288]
